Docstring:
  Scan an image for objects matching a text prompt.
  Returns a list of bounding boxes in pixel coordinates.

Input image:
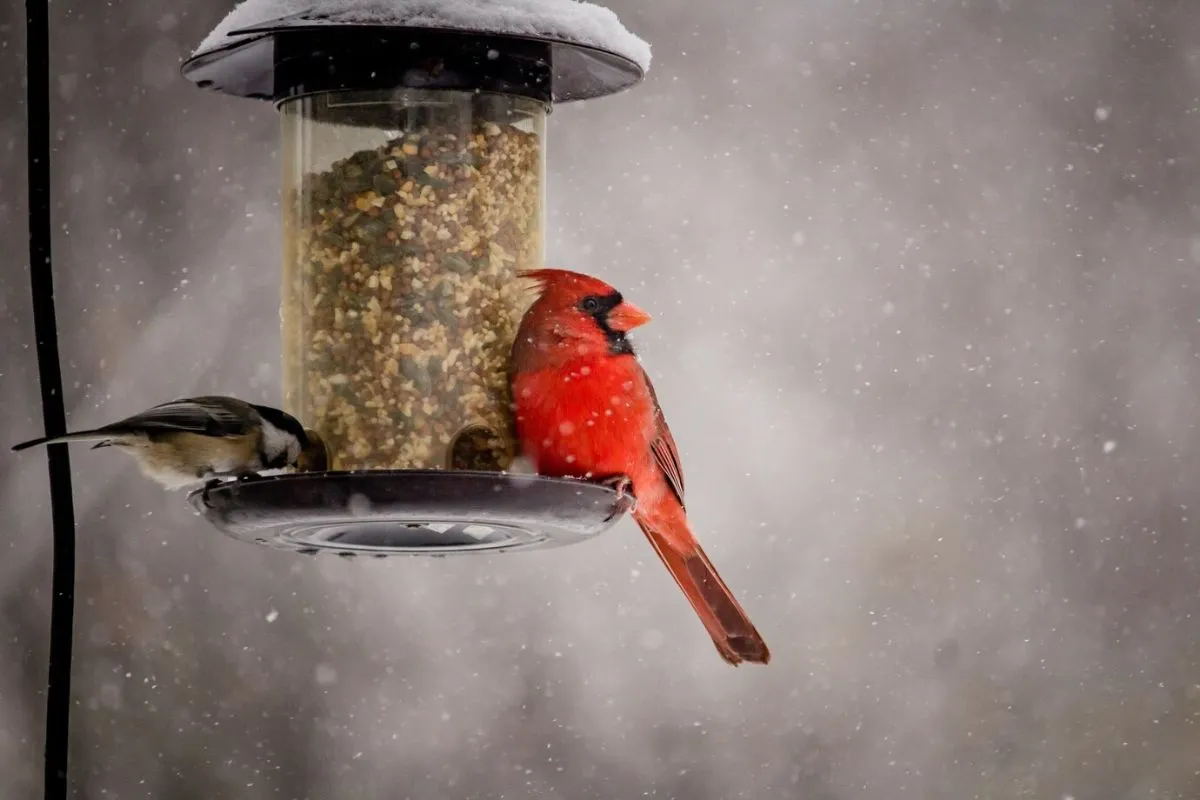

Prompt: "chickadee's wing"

[114,397,253,438]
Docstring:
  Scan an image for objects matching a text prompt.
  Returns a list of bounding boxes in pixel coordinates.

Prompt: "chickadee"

[11,395,328,490]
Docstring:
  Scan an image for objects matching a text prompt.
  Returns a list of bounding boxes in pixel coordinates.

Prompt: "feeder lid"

[183,0,650,103]
[189,469,628,557]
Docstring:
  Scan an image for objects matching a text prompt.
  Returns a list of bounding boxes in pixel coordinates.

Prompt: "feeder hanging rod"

[25,0,78,796]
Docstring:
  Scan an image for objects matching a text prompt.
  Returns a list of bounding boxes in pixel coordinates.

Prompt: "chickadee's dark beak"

[608,300,652,332]
[298,430,329,472]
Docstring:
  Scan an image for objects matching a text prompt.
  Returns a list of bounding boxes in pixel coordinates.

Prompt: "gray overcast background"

[2,1,1200,798]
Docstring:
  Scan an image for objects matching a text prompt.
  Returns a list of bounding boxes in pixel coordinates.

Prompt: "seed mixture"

[282,120,540,471]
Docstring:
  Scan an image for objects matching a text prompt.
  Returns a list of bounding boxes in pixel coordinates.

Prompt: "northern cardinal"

[510,268,770,665]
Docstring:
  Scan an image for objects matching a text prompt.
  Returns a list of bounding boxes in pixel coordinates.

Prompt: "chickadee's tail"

[11,430,116,452]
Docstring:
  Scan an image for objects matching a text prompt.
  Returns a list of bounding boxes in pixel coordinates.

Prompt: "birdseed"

[282,120,540,471]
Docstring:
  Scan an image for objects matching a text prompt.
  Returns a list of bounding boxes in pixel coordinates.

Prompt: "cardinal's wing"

[640,370,686,511]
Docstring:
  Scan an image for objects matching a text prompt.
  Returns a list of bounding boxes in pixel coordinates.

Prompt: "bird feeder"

[180,0,649,556]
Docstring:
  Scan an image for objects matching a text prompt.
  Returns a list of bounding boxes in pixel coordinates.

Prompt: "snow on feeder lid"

[183,0,650,104]
[181,0,649,557]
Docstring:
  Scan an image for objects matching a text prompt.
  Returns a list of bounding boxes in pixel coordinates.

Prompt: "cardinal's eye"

[580,296,602,314]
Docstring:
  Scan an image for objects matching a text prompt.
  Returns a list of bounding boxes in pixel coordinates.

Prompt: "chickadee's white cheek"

[259,421,294,459]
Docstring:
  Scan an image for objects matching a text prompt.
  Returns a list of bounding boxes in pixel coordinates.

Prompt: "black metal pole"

[25,0,77,797]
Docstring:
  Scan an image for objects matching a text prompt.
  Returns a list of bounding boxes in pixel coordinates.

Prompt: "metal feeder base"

[187,470,625,558]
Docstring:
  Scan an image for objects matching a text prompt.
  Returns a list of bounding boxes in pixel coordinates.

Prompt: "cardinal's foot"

[598,474,637,518]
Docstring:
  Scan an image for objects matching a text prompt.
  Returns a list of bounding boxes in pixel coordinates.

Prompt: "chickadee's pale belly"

[127,432,259,489]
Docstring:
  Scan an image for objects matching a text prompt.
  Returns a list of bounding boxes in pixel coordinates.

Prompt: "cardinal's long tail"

[11,429,117,452]
[634,512,770,666]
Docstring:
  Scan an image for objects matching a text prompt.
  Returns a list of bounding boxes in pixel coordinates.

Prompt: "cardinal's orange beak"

[608,300,652,332]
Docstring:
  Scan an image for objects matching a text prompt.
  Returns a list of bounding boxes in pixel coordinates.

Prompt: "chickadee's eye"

[580,297,601,313]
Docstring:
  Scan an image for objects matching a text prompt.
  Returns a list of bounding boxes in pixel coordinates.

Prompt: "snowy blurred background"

[4,1,1200,797]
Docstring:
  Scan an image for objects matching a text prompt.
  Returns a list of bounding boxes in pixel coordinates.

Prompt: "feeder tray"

[188,470,626,557]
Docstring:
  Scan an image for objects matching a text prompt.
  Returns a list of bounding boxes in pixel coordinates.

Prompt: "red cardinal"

[510,268,770,666]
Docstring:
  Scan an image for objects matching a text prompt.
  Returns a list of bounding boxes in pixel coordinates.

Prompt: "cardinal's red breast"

[512,353,657,482]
